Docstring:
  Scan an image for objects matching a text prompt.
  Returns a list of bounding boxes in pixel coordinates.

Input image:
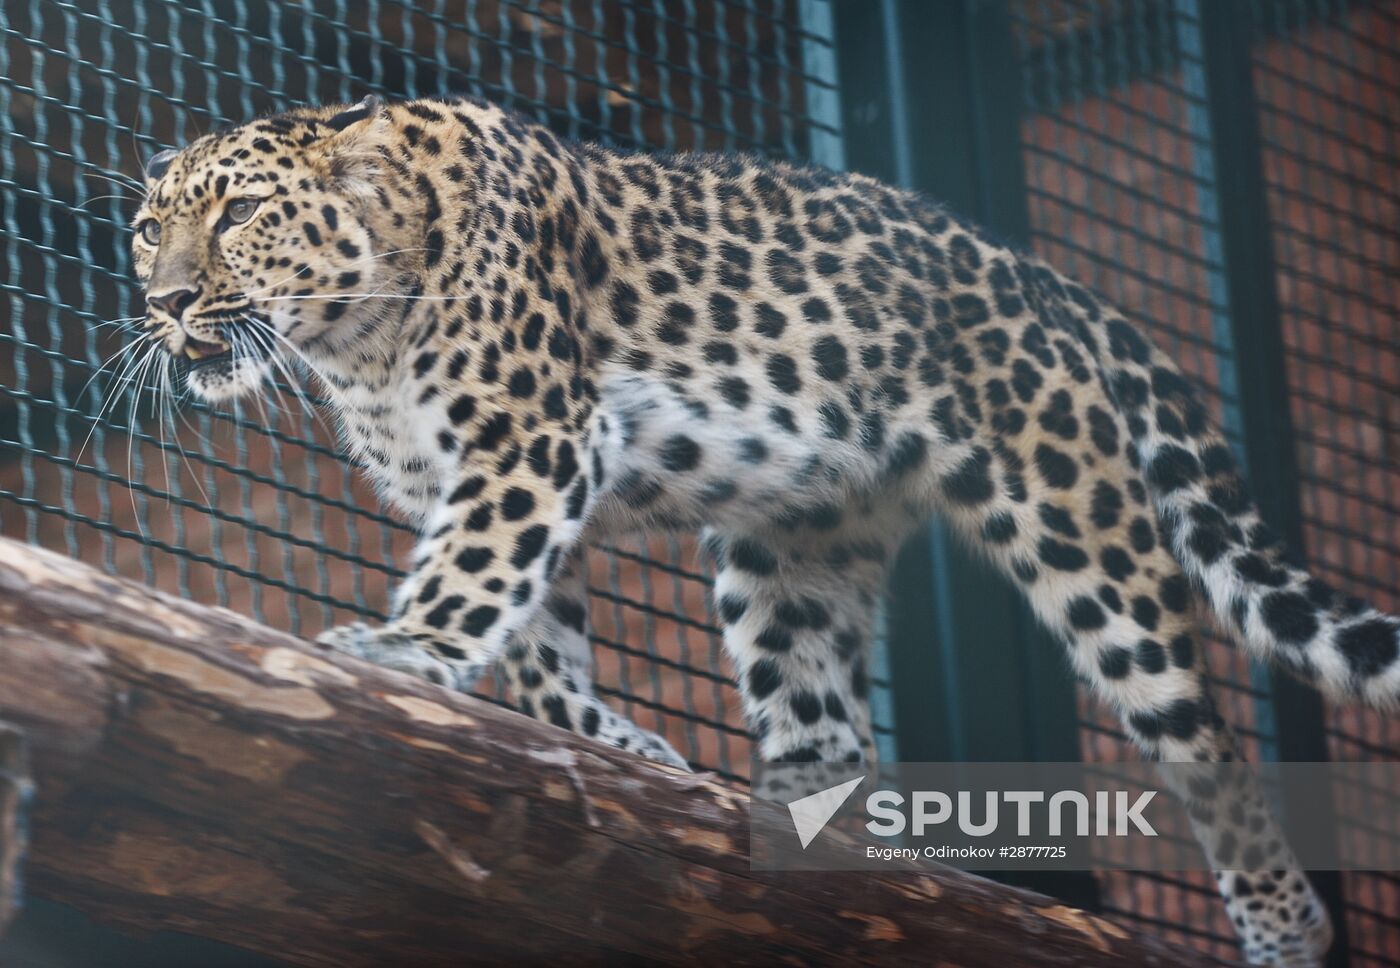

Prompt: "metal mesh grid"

[1,0,1397,960]
[1252,1,1400,962]
[1015,0,1400,961]
[0,0,892,786]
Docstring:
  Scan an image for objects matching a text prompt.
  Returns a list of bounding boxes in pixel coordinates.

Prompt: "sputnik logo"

[786,776,864,849]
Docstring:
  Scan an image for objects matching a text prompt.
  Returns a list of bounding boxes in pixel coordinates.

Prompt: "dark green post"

[830,0,1095,909]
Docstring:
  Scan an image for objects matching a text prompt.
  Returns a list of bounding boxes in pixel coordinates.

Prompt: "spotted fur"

[127,94,1398,965]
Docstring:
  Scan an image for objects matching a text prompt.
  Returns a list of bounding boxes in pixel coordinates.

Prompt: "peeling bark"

[0,538,1206,967]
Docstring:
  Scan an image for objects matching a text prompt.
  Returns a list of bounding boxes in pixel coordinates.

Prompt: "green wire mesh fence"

[0,0,1396,964]
[1252,3,1400,962]
[1014,0,1399,962]
[0,0,897,791]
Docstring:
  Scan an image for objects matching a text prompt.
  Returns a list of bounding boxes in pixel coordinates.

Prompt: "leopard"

[127,93,1400,966]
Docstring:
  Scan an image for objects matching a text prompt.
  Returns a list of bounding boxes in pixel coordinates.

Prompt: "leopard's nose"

[147,285,202,321]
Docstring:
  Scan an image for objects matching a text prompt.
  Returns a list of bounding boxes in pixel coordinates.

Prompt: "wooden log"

[0,719,31,934]
[0,537,1207,967]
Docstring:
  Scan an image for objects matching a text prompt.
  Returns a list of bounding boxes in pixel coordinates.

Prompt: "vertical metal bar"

[797,0,844,171]
[1174,0,1276,755]
[798,0,898,764]
[830,0,947,765]
[1179,0,1350,958]
[875,0,916,188]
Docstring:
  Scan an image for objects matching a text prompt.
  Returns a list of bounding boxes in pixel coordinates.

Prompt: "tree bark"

[0,537,1206,967]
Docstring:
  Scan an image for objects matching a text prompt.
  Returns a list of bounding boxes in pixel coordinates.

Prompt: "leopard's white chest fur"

[330,378,449,526]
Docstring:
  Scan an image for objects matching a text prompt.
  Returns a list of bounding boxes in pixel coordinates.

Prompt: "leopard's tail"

[1048,267,1400,710]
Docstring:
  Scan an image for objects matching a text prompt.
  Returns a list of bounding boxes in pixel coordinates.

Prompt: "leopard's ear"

[311,95,386,183]
[144,147,179,185]
[325,94,382,134]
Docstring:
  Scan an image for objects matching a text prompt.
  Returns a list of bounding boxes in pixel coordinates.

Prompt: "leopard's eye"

[139,218,161,246]
[225,198,259,226]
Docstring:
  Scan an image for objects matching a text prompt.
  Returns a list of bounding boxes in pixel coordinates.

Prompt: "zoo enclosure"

[0,0,1396,965]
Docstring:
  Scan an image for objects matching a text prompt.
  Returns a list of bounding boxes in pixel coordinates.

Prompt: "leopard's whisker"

[75,332,153,405]
[231,327,280,425]
[154,350,176,508]
[167,348,216,454]
[75,335,156,465]
[241,314,336,434]
[256,329,314,420]
[93,316,145,330]
[160,349,214,508]
[82,168,146,196]
[123,339,166,538]
[244,313,335,397]
[79,193,139,210]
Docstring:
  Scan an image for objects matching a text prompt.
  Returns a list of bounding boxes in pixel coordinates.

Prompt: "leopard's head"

[131,95,403,401]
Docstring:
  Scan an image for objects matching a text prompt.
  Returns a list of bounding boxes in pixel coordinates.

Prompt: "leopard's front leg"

[316,442,687,768]
[318,451,586,693]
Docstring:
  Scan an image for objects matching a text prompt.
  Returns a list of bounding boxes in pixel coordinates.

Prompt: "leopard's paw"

[586,700,690,770]
[635,729,691,771]
[316,622,464,689]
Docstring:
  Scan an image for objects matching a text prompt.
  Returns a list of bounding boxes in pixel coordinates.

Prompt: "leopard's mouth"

[183,336,232,368]
[177,329,272,401]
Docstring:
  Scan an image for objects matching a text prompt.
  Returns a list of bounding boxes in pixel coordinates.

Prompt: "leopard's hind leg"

[928,431,1331,965]
[499,550,690,769]
[706,499,916,766]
